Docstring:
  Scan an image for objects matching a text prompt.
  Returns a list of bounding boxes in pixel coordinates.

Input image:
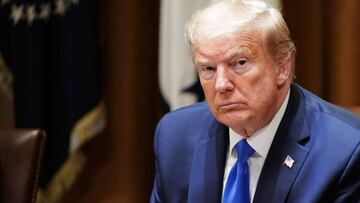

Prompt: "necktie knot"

[235,139,255,164]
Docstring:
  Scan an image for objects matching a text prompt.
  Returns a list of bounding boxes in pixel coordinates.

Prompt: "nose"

[215,66,234,93]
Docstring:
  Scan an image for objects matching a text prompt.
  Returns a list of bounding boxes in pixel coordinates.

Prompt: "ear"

[276,57,292,86]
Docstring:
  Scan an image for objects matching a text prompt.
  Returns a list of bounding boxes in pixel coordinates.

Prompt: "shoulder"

[155,102,215,137]
[154,102,215,149]
[297,84,360,131]
[296,84,360,146]
[157,102,213,129]
[160,102,211,123]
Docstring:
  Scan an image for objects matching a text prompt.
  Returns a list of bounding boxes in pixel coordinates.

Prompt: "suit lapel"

[253,84,311,203]
[188,118,228,203]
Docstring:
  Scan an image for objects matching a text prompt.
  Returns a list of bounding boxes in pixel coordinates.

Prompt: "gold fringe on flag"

[37,102,106,203]
[0,54,14,128]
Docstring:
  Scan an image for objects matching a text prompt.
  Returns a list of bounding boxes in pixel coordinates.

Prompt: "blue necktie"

[222,139,255,203]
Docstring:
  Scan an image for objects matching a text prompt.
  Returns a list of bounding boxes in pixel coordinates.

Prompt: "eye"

[232,58,250,74]
[198,66,216,80]
[238,59,247,66]
[205,66,215,72]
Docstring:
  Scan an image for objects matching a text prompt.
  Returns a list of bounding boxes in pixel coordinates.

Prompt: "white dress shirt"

[222,90,290,202]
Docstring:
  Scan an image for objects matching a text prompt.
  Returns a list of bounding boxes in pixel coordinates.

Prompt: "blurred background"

[0,0,359,202]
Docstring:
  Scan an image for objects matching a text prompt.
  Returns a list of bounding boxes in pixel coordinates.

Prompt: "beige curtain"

[283,0,360,107]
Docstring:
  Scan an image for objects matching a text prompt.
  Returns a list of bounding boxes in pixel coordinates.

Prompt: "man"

[150,0,360,202]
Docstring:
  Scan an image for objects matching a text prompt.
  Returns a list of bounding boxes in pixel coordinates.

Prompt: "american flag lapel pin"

[283,155,295,169]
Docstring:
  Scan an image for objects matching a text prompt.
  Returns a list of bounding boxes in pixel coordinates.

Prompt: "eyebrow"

[194,45,257,66]
[194,58,212,66]
[226,46,255,59]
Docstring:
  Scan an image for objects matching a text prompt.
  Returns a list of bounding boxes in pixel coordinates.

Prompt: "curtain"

[60,0,162,202]
[283,0,360,107]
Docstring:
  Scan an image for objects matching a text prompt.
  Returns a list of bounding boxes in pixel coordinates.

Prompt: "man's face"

[193,31,290,136]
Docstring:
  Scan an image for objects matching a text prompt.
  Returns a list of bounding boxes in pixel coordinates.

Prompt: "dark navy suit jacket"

[150,84,360,203]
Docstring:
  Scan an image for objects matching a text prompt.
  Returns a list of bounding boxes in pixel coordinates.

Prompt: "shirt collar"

[228,90,290,158]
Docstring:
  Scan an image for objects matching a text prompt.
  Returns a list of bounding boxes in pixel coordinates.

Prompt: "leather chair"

[0,129,46,203]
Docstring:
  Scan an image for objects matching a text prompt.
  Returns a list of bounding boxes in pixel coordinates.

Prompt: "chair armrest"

[0,129,46,203]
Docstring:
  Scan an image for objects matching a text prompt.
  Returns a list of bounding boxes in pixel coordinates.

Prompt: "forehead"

[193,31,264,62]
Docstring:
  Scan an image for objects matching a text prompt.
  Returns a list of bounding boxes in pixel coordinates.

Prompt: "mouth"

[217,102,241,111]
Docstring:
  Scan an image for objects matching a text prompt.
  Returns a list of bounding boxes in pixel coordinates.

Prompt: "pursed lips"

[216,101,242,111]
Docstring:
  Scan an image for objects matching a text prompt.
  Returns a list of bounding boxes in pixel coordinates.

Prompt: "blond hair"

[186,0,296,74]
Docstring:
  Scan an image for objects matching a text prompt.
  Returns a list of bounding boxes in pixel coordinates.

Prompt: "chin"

[216,112,250,129]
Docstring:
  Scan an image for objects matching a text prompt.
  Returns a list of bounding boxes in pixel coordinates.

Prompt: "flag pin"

[283,155,295,169]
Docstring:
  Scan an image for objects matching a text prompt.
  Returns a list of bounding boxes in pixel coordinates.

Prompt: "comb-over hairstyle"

[186,0,296,75]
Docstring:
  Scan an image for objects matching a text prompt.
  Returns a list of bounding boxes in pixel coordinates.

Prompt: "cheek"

[234,70,266,97]
[250,66,278,89]
[239,68,278,105]
[253,80,279,113]
[200,80,215,99]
